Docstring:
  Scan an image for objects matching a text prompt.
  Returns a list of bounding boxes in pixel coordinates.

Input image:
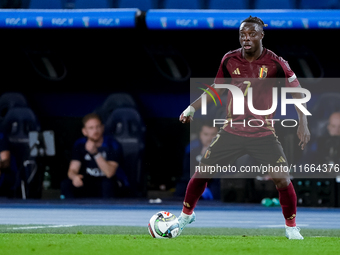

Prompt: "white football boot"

[177,211,196,236]
[285,225,304,240]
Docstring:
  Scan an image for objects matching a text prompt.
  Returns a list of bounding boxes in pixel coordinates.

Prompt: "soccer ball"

[148,211,179,238]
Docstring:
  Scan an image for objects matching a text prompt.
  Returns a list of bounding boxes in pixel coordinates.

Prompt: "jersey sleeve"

[278,57,299,88]
[214,53,231,84]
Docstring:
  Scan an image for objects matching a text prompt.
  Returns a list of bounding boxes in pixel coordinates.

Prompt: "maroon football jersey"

[214,47,299,137]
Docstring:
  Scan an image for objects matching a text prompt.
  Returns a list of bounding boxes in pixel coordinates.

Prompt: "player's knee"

[272,178,290,189]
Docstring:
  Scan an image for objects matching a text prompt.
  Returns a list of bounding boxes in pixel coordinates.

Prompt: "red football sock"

[182,172,209,215]
[277,182,297,227]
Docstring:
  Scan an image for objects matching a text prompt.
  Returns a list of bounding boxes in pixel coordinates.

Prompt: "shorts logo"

[259,65,268,79]
[276,156,286,163]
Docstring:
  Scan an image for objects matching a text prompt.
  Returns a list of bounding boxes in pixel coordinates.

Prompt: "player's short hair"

[82,113,102,127]
[241,15,268,29]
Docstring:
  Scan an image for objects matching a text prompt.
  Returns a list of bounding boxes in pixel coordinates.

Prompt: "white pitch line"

[9,224,77,230]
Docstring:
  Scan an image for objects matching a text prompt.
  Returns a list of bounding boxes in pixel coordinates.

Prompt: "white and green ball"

[148,211,179,238]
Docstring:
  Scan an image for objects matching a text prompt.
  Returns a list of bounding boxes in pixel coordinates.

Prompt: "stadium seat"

[1,107,41,199]
[29,0,63,9]
[254,0,296,9]
[95,93,137,124]
[163,0,200,9]
[0,93,28,123]
[105,108,146,197]
[1,107,41,160]
[208,0,248,9]
[118,0,154,11]
[300,0,339,9]
[74,0,111,9]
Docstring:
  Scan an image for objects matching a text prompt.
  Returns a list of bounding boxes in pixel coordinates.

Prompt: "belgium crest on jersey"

[258,65,268,79]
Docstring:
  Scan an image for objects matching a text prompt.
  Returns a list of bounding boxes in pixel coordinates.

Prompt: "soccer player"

[178,16,310,239]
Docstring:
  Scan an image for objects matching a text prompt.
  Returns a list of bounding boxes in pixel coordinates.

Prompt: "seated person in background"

[300,111,340,175]
[175,123,220,200]
[315,112,340,165]
[0,132,10,173]
[61,113,128,199]
[0,130,16,197]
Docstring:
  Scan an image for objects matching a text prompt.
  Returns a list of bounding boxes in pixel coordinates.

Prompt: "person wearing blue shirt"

[175,123,220,200]
[61,113,128,198]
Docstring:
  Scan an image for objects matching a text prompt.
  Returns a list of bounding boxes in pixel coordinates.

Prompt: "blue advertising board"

[0,9,139,28]
[146,9,340,29]
[0,9,339,30]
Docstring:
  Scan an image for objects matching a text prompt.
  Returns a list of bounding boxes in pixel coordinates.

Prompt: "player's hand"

[179,113,192,123]
[72,174,84,188]
[297,124,310,150]
[179,106,195,124]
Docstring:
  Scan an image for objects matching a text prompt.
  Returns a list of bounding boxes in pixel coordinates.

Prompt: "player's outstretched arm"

[179,84,226,123]
[290,85,311,150]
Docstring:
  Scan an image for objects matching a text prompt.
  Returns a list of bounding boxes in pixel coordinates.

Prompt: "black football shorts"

[200,129,288,169]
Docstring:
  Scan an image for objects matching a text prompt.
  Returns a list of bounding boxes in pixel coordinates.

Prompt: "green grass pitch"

[0,226,339,255]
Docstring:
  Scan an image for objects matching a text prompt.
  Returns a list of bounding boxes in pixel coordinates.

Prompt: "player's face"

[82,118,104,141]
[327,115,340,136]
[239,22,264,54]
[200,126,218,147]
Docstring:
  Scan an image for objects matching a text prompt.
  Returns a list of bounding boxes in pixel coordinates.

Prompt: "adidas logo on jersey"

[276,156,286,163]
[232,68,240,75]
